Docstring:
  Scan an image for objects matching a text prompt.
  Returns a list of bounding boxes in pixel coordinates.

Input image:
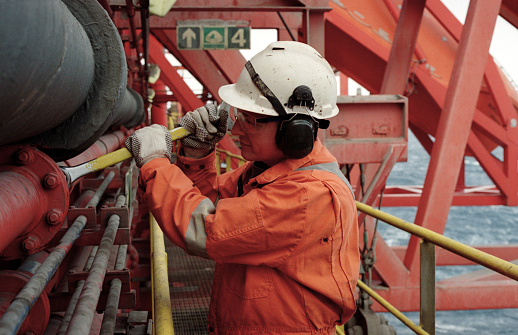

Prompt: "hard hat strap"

[245,61,287,116]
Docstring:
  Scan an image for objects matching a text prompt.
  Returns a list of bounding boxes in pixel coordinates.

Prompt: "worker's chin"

[239,148,253,161]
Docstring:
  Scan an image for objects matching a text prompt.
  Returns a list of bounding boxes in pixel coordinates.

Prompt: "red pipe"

[151,80,168,126]
[0,171,45,254]
[63,130,127,167]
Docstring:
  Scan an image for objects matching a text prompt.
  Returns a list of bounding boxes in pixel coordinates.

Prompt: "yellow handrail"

[356,280,430,335]
[151,215,175,335]
[216,148,246,174]
[355,201,518,281]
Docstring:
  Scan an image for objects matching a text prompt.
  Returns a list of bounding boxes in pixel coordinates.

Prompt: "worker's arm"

[138,158,216,258]
[127,103,228,257]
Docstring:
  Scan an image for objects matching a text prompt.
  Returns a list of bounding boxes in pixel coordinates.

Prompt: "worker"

[125,41,360,334]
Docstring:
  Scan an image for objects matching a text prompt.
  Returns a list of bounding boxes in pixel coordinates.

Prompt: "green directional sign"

[203,27,225,49]
[177,26,201,49]
[227,27,250,49]
[177,24,250,50]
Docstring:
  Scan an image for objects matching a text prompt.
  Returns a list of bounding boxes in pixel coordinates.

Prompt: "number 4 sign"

[227,27,250,49]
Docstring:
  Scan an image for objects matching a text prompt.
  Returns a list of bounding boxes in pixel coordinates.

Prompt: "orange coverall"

[139,139,360,334]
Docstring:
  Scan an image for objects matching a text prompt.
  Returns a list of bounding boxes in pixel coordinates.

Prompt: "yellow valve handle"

[62,127,191,186]
[86,127,191,173]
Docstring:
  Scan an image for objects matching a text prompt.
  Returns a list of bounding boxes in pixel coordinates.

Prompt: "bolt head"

[44,173,59,189]
[46,209,63,225]
[23,236,38,252]
[16,148,34,165]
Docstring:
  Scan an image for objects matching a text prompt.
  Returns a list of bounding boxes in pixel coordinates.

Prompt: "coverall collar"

[252,139,325,185]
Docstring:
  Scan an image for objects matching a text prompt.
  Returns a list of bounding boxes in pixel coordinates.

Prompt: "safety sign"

[177,25,250,50]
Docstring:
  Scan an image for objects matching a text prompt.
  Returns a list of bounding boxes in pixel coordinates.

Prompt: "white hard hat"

[219,41,338,120]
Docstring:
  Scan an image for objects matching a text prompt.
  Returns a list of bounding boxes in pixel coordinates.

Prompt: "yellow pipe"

[151,215,175,335]
[356,201,518,281]
[356,280,430,335]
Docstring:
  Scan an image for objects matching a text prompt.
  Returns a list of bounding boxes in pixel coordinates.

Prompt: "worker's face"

[230,109,285,166]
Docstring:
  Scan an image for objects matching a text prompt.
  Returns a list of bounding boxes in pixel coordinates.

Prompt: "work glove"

[179,102,229,149]
[124,124,173,167]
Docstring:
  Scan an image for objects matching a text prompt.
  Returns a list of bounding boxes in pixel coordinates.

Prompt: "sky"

[443,0,518,88]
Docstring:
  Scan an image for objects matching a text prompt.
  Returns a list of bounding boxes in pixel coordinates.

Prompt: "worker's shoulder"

[292,161,354,198]
[295,161,346,182]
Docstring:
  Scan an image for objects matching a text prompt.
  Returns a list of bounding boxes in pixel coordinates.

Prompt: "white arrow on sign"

[182,28,197,48]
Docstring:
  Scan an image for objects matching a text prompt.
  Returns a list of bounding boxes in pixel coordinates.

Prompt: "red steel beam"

[483,59,518,205]
[325,5,387,93]
[372,280,518,312]
[405,0,502,271]
[360,217,409,287]
[380,0,426,95]
[357,0,423,248]
[113,11,303,30]
[148,35,203,111]
[151,29,245,101]
[391,245,518,266]
[501,0,518,29]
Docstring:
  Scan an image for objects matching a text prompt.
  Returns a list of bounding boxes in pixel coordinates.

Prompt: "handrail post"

[420,239,436,335]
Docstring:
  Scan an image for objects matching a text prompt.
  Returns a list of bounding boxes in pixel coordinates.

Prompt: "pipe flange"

[24,0,127,161]
[0,146,69,260]
[0,270,51,334]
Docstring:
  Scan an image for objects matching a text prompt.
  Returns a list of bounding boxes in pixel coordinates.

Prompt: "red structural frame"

[111,0,518,312]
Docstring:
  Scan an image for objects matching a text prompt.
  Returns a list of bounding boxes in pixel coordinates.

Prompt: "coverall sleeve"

[138,154,218,258]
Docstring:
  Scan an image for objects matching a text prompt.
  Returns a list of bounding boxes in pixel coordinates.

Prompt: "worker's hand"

[124,124,173,167]
[179,102,229,151]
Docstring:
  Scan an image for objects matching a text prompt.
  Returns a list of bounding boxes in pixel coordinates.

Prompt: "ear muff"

[243,62,324,159]
[275,115,317,159]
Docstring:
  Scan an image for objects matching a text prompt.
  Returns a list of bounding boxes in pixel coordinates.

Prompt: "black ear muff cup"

[276,115,317,159]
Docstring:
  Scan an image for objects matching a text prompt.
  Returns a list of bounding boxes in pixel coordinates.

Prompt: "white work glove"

[179,102,229,149]
[124,124,173,167]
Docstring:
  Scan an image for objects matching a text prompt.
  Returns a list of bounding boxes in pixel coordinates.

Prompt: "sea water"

[374,132,518,334]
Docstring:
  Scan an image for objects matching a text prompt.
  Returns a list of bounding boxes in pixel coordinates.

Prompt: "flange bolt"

[44,173,60,189]
[23,236,39,253]
[46,209,63,226]
[16,148,34,165]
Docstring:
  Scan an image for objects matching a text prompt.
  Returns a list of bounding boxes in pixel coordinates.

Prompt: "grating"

[165,239,215,334]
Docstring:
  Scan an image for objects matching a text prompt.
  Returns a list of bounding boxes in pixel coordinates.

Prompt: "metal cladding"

[0,0,144,161]
[111,87,146,129]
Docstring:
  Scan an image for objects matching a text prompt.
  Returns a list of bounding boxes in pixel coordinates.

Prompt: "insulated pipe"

[0,0,95,145]
[0,0,141,162]
[111,87,146,129]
